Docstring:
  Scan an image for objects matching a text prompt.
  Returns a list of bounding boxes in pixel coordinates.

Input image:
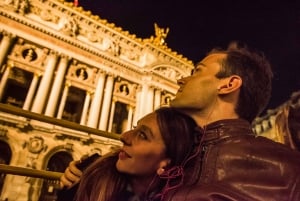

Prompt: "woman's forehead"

[138,112,157,124]
[138,112,160,135]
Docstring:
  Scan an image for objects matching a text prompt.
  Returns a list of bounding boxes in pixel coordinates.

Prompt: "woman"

[74,107,202,201]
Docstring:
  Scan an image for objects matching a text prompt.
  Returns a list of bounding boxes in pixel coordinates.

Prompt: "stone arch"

[42,144,74,170]
[38,146,74,201]
[46,151,73,172]
[0,140,12,164]
[0,140,12,194]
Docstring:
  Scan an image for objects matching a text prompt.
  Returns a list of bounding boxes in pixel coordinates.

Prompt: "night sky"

[72,0,300,111]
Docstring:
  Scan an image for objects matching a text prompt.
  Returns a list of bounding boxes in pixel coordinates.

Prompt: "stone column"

[107,100,116,132]
[31,51,58,113]
[80,91,91,125]
[154,88,162,110]
[87,71,106,128]
[99,75,114,131]
[0,63,12,101]
[138,82,149,119]
[23,73,40,110]
[145,86,154,114]
[132,86,141,126]
[57,82,70,119]
[126,105,134,131]
[0,32,15,72]
[45,55,69,116]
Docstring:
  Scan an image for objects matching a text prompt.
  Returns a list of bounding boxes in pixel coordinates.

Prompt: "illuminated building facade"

[253,91,300,151]
[0,0,299,200]
[0,0,193,200]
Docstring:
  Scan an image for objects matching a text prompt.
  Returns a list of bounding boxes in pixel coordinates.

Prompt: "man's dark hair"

[213,42,273,122]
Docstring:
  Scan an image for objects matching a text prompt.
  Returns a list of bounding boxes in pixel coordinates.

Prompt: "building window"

[62,86,85,123]
[2,67,33,108]
[112,101,129,134]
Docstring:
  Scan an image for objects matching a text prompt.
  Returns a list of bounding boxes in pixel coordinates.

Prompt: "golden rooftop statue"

[151,23,169,46]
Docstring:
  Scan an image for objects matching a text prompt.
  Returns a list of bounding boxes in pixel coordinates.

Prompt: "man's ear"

[217,75,242,94]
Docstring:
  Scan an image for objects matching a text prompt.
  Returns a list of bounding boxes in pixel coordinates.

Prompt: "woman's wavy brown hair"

[74,107,199,201]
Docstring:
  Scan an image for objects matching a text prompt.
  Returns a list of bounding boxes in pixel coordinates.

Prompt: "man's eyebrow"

[195,62,206,67]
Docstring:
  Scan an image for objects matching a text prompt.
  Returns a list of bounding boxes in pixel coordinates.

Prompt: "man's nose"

[120,130,133,146]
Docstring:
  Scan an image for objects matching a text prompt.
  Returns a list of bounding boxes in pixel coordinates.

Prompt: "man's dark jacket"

[171,119,300,201]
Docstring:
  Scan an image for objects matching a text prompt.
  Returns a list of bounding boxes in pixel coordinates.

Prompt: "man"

[60,42,300,200]
[167,42,300,200]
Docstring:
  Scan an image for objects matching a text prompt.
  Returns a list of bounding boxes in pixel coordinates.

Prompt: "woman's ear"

[157,167,165,175]
[217,75,242,94]
[157,158,171,175]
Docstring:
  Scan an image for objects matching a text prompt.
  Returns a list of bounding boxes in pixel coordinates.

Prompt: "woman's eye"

[138,131,147,140]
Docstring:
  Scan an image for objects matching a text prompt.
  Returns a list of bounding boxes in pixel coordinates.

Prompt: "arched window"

[38,151,73,201]
[0,140,12,194]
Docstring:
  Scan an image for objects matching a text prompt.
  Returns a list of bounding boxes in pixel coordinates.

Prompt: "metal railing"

[0,103,120,140]
[0,164,62,180]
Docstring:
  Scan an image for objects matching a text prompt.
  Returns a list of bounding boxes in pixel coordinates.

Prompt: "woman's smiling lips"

[119,150,131,160]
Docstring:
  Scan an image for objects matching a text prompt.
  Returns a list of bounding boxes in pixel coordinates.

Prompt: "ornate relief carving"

[18,0,29,14]
[26,136,47,154]
[3,0,29,14]
[9,40,47,68]
[107,38,121,56]
[153,66,182,80]
[0,127,8,138]
[22,47,38,62]
[114,80,137,104]
[86,30,100,43]
[21,136,47,189]
[58,16,78,37]
[66,62,97,90]
[121,47,140,62]
[115,82,130,96]
[75,67,88,80]
[39,8,59,23]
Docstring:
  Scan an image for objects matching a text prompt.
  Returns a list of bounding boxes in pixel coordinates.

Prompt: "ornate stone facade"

[0,0,194,200]
[253,91,300,150]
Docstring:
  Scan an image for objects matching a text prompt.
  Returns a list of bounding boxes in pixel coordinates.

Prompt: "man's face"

[170,53,226,110]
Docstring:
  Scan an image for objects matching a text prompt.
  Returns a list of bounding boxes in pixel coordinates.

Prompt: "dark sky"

[75,0,300,111]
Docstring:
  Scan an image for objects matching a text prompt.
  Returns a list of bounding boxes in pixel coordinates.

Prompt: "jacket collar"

[198,119,254,143]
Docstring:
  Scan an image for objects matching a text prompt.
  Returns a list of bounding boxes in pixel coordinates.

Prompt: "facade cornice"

[0,0,194,74]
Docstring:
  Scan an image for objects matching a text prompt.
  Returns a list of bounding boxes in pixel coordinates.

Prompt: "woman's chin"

[116,160,126,173]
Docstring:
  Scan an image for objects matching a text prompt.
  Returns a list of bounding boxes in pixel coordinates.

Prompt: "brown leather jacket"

[171,119,300,201]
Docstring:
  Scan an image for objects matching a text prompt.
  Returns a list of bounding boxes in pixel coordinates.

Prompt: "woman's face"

[116,112,168,177]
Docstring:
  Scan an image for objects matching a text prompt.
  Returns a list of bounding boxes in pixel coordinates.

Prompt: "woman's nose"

[120,130,132,146]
